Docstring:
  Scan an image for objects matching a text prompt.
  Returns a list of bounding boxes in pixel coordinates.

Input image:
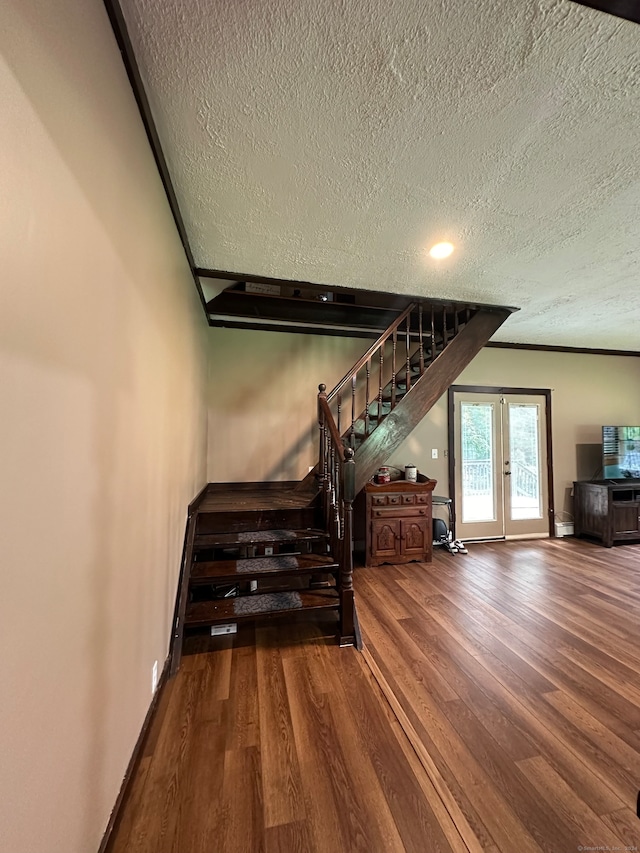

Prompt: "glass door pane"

[453,390,548,542]
[507,403,542,521]
[461,402,496,523]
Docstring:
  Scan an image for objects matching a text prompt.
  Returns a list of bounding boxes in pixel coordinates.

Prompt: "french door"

[451,389,551,540]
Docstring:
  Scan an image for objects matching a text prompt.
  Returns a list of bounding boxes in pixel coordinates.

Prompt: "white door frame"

[447,385,554,540]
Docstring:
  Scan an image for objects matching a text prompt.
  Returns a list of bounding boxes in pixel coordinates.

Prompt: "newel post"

[340,446,356,645]
[318,384,328,515]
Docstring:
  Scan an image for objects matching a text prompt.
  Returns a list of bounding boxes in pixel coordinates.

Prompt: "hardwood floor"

[107,615,464,853]
[357,538,640,852]
[107,538,640,853]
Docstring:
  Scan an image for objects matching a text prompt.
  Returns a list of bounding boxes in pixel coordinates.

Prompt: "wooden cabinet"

[358,477,436,566]
[574,480,640,547]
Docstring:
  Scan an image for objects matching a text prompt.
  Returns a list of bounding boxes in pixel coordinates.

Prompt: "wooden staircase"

[313,301,514,494]
[170,481,353,675]
[170,298,514,673]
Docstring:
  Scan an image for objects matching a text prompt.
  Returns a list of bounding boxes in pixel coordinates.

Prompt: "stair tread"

[198,483,318,513]
[191,553,338,583]
[185,589,339,626]
[194,528,329,548]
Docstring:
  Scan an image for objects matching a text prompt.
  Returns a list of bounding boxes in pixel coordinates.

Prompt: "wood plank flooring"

[357,538,640,853]
[107,615,465,853]
[107,538,640,853]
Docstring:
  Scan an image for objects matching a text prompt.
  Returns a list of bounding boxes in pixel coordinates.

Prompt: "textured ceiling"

[120,0,640,348]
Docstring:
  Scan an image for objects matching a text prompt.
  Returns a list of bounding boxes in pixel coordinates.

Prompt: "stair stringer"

[352,307,512,494]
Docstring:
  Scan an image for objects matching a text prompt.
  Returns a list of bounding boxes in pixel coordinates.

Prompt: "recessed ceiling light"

[429,242,454,259]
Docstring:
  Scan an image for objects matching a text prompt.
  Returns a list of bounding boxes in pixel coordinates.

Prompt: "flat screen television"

[602,426,640,479]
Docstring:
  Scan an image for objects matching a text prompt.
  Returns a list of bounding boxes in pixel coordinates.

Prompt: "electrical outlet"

[264,546,274,556]
[431,448,438,459]
[151,660,159,695]
[249,580,258,592]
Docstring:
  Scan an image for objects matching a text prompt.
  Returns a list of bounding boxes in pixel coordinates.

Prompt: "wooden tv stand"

[573,480,640,547]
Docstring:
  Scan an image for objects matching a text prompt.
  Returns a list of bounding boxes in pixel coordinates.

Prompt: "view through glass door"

[452,390,550,540]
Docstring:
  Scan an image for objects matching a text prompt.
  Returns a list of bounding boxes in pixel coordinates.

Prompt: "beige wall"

[388,347,640,521]
[207,329,366,482]
[206,332,640,520]
[0,3,208,852]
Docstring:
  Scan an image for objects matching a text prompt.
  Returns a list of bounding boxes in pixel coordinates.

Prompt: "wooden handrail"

[327,302,417,402]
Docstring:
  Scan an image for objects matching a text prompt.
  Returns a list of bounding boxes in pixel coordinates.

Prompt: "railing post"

[340,447,356,645]
[318,385,330,519]
[318,384,327,483]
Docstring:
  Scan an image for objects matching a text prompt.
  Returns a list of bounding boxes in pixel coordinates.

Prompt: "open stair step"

[193,528,329,550]
[185,589,339,627]
[190,552,338,584]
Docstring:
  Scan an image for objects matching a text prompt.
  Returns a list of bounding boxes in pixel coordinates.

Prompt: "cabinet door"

[400,519,428,558]
[612,503,640,535]
[371,519,401,560]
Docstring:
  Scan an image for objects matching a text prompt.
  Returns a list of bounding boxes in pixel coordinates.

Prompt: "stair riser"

[185,599,340,628]
[190,567,338,585]
[196,507,317,535]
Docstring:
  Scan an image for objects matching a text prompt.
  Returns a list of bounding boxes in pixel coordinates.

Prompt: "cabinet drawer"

[373,507,428,518]
[402,494,416,505]
[388,495,402,506]
[416,494,430,504]
[372,495,388,506]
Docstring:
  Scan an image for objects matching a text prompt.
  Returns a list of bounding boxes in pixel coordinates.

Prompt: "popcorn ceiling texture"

[121,0,640,348]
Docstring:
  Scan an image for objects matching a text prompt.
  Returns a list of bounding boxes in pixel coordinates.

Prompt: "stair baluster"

[350,374,357,449]
[442,306,448,348]
[418,305,425,376]
[391,330,397,409]
[430,308,436,364]
[364,358,371,437]
[405,312,411,394]
[378,343,384,415]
